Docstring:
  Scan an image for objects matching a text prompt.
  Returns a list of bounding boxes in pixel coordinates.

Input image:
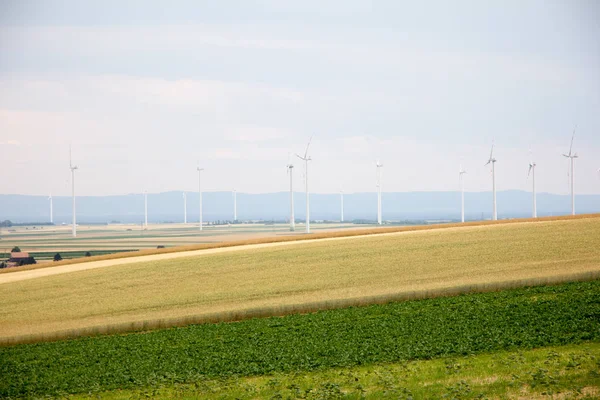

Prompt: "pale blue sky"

[1,0,599,195]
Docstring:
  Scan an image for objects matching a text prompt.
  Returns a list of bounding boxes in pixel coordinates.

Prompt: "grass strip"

[1,280,599,398]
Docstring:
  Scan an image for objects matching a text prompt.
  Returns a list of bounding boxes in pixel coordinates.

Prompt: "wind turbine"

[340,189,344,223]
[376,161,383,225]
[562,127,578,215]
[485,141,497,221]
[48,194,53,224]
[197,166,204,231]
[69,146,78,237]
[459,165,466,223]
[183,192,187,224]
[296,137,312,234]
[528,151,537,218]
[143,190,148,228]
[233,189,237,222]
[286,156,295,231]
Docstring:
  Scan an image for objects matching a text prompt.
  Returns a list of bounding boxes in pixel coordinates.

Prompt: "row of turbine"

[459,127,588,224]
[58,128,596,238]
[286,129,597,232]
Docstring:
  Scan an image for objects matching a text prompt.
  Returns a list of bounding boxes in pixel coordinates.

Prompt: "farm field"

[0,222,369,255]
[1,280,599,398]
[0,216,599,343]
[1,214,595,275]
[74,342,600,399]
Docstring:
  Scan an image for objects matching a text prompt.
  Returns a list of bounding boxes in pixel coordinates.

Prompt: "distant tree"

[18,257,36,266]
[85,251,92,257]
[11,246,20,253]
[0,261,6,269]
[53,253,62,262]
[1,220,12,227]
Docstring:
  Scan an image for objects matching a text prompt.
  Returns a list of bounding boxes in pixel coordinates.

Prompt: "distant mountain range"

[1,191,599,224]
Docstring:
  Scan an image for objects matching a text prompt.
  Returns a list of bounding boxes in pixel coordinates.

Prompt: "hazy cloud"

[0,1,598,196]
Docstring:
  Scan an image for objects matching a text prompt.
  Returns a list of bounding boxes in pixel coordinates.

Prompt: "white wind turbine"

[48,194,53,224]
[69,146,79,237]
[197,165,204,230]
[459,165,466,223]
[183,192,187,224]
[528,151,537,218]
[143,190,148,228]
[286,156,295,231]
[562,127,578,216]
[485,141,497,221]
[296,137,312,234]
[340,189,344,223]
[376,160,383,225]
[233,189,237,222]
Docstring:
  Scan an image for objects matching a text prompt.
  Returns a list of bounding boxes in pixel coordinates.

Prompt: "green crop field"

[1,217,599,343]
[1,280,599,398]
[0,249,135,262]
[73,342,600,399]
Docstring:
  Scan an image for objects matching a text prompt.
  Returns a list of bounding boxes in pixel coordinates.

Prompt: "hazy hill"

[1,191,599,224]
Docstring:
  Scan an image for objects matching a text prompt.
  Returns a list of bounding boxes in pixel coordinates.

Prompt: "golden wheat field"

[2,214,594,275]
[1,216,599,345]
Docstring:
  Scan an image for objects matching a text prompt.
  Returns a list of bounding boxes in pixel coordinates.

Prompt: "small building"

[7,252,36,267]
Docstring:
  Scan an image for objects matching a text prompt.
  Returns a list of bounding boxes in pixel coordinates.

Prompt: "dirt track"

[0,229,417,285]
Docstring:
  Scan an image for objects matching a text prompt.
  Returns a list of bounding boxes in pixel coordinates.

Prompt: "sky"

[1,0,599,196]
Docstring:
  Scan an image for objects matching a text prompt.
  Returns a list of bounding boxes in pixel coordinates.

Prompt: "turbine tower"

[69,146,78,237]
[197,166,204,231]
[143,190,148,228]
[48,194,53,224]
[459,165,466,223]
[296,137,312,234]
[562,127,578,216]
[528,152,537,218]
[376,161,383,225]
[485,142,497,221]
[233,189,237,222]
[183,192,187,224]
[286,158,295,231]
[340,189,344,223]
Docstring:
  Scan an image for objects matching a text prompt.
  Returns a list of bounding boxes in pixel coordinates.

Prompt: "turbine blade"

[569,125,577,156]
[304,136,313,158]
[528,149,533,165]
[527,164,532,178]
